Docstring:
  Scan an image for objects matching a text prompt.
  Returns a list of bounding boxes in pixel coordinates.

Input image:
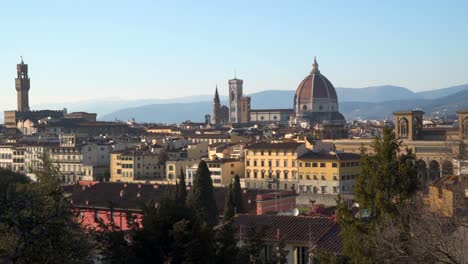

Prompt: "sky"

[1,0,468,109]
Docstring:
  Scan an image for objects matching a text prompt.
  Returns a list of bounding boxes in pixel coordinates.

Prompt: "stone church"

[212,57,347,137]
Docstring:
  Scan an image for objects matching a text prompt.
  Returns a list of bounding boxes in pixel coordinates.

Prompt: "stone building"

[4,58,65,128]
[291,57,346,138]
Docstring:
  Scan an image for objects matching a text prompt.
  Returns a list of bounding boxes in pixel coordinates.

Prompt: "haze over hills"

[99,84,468,122]
[1,84,467,124]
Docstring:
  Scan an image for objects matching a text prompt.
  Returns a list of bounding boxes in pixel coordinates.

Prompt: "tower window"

[302,105,307,110]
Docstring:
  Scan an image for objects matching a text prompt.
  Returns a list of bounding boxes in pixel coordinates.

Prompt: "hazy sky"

[1,0,467,109]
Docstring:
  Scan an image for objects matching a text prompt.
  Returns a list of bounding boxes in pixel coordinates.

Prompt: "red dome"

[295,58,337,101]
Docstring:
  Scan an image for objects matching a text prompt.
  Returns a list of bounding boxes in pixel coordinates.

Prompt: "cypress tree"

[176,167,187,204]
[232,175,244,214]
[187,160,218,226]
[223,184,235,222]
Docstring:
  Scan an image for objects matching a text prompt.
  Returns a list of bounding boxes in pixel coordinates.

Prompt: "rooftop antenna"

[234,69,237,79]
[20,56,24,64]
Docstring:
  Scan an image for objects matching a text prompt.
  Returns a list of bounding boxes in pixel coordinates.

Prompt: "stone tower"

[394,110,424,140]
[16,57,30,112]
[213,86,221,124]
[240,96,251,123]
[229,78,243,123]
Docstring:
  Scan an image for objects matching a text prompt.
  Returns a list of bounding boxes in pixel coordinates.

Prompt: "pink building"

[256,190,297,215]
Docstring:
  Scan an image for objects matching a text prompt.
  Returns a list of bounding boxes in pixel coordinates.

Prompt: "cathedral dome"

[295,58,337,103]
[294,57,339,114]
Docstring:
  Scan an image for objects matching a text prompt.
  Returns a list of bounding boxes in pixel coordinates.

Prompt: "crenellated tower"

[16,57,30,112]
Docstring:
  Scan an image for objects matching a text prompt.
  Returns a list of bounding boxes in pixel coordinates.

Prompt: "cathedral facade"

[212,57,347,138]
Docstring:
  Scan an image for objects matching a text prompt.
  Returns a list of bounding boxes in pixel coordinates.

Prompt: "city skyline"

[1,0,468,110]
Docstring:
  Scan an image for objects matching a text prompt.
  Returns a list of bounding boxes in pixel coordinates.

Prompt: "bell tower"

[16,57,30,112]
[229,77,243,123]
[393,110,424,140]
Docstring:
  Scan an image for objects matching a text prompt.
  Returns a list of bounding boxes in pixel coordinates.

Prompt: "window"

[247,160,250,166]
[299,162,302,167]
[284,160,288,167]
[313,173,318,180]
[333,186,338,193]
[261,171,265,178]
[332,163,337,168]
[305,162,311,168]
[341,162,346,167]
[254,160,257,166]
[246,171,250,178]
[312,162,318,167]
[321,173,326,180]
[168,165,174,171]
[261,160,265,166]
[321,186,327,194]
[306,174,311,180]
[268,160,272,167]
[333,173,338,180]
[292,161,296,167]
[320,163,326,168]
[299,174,303,180]
[276,171,280,179]
[276,160,280,167]
[254,171,258,178]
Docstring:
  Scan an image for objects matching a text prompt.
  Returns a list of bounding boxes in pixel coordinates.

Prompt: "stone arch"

[428,160,440,181]
[441,160,453,176]
[399,118,409,138]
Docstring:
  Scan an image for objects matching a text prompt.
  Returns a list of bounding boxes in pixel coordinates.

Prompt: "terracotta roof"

[298,151,361,161]
[295,73,337,101]
[67,182,271,214]
[246,142,303,150]
[230,214,342,254]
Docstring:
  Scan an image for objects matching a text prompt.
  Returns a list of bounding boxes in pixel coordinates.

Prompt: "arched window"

[463,117,468,138]
[399,118,409,138]
[302,105,307,110]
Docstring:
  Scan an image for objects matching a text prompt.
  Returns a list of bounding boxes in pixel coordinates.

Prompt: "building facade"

[297,152,360,195]
[244,142,308,190]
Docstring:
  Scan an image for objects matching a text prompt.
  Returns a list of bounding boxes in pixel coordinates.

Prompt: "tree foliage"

[338,128,437,264]
[0,155,94,264]
[175,167,187,205]
[187,160,218,226]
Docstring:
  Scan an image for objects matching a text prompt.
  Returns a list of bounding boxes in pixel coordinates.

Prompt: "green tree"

[187,160,218,226]
[176,168,187,205]
[214,223,238,264]
[236,227,266,264]
[269,240,289,264]
[338,128,419,263]
[232,175,244,214]
[0,155,94,264]
[223,184,235,222]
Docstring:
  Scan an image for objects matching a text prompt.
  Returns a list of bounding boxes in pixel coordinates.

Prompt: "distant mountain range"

[99,84,468,122]
[1,84,468,123]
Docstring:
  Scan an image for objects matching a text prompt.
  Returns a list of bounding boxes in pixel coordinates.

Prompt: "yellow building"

[186,158,244,187]
[297,151,360,195]
[244,142,308,190]
[427,175,467,217]
[110,148,165,183]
